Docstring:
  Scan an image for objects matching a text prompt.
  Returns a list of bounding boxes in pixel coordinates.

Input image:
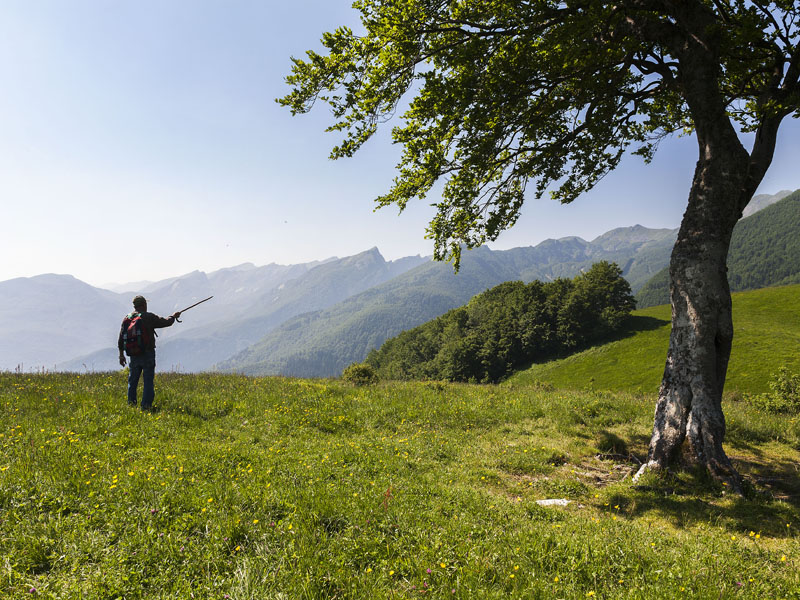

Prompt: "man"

[118,295,181,411]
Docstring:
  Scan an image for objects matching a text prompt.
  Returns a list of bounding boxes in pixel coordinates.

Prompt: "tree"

[280,1,800,492]
[557,261,636,346]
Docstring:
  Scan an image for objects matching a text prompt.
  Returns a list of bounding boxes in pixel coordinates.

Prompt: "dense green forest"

[366,261,634,383]
[636,191,800,308]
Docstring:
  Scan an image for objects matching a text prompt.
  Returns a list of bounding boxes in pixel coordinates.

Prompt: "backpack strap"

[137,311,157,337]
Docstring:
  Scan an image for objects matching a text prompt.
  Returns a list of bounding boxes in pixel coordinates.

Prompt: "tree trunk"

[628,6,791,491]
[634,136,756,493]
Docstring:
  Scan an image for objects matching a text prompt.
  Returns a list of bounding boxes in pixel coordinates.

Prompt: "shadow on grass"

[596,429,651,453]
[512,315,670,377]
[734,455,800,505]
[615,314,671,337]
[595,430,653,456]
[587,423,800,538]
[605,456,800,538]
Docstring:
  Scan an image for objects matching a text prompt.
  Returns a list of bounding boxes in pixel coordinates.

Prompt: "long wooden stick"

[178,296,214,313]
[175,296,213,322]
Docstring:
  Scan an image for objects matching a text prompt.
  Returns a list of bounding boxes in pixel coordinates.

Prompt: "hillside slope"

[220,227,678,377]
[508,284,800,395]
[636,190,800,308]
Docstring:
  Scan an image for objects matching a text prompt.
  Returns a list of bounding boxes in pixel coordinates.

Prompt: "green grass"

[1,372,799,598]
[508,284,800,396]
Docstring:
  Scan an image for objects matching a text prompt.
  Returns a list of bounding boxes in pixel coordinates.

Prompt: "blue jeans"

[128,351,156,410]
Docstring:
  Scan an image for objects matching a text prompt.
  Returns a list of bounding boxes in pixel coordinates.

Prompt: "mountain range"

[1,189,793,375]
[51,251,427,372]
[216,232,677,377]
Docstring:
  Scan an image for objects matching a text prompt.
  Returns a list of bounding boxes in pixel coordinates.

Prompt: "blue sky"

[1,1,798,288]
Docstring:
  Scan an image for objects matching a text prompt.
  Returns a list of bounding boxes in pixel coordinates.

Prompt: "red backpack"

[122,312,152,356]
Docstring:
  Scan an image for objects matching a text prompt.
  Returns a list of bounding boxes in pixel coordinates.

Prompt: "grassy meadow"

[1,371,799,598]
[508,284,800,396]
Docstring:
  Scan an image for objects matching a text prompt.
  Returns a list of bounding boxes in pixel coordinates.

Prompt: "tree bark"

[634,153,747,492]
[635,116,789,489]
[629,6,790,491]
[633,117,783,491]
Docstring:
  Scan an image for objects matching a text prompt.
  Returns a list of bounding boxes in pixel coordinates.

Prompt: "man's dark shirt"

[118,311,175,353]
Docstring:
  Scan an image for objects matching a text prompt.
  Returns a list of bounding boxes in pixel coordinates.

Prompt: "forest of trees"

[366,261,635,383]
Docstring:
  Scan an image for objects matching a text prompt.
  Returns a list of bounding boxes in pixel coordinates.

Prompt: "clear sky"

[1,1,798,288]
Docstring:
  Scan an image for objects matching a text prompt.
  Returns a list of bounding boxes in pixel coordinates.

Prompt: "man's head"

[132,295,147,312]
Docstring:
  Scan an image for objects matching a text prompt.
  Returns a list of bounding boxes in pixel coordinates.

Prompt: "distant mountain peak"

[31,273,78,282]
[213,262,256,273]
[742,189,794,218]
[539,235,587,245]
[100,279,154,293]
[343,247,386,264]
[589,225,677,254]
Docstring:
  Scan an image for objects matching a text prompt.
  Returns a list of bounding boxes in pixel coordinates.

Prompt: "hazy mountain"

[3,256,350,372]
[219,227,679,377]
[587,226,678,291]
[149,249,429,371]
[0,274,129,370]
[636,190,800,308]
[60,249,428,372]
[137,261,323,332]
[741,189,793,218]
[100,279,155,293]
[218,245,521,376]
[57,261,325,371]
[3,190,789,374]
[478,225,676,291]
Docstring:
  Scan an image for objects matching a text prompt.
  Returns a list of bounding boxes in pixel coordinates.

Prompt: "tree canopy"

[281,1,800,267]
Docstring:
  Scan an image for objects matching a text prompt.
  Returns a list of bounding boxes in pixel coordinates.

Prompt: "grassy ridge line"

[508,284,800,395]
[1,372,799,598]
